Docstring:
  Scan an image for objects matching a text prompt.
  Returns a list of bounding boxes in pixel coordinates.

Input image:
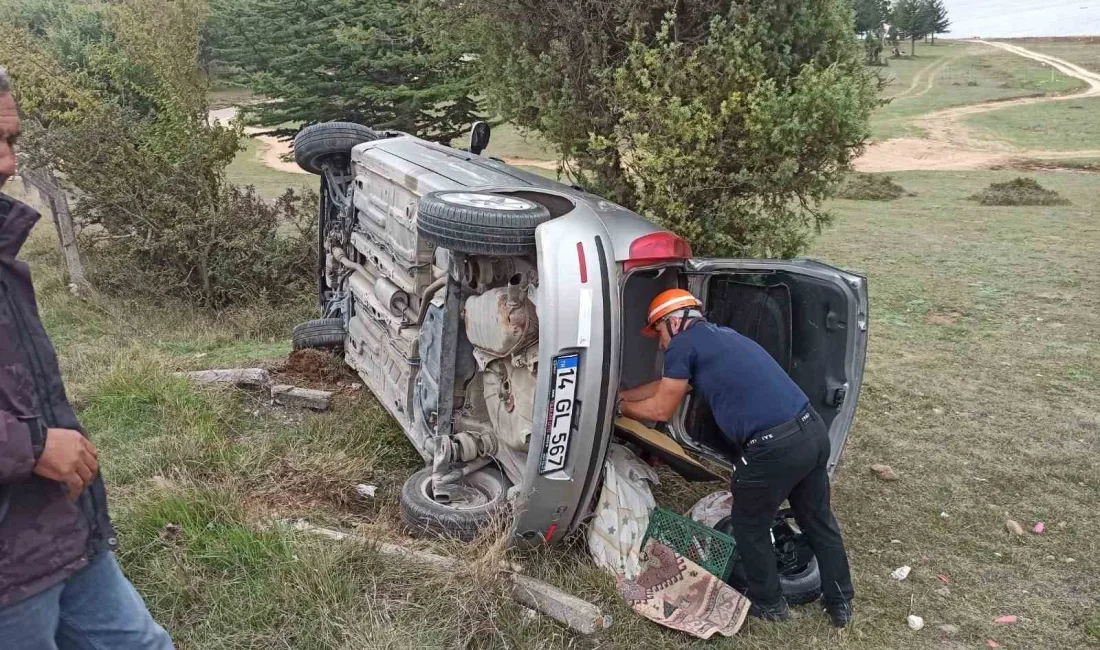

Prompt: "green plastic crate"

[641,507,737,580]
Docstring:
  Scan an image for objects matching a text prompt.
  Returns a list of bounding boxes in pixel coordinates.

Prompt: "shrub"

[968,177,1070,206]
[836,173,909,200]
[444,0,881,258]
[6,0,317,308]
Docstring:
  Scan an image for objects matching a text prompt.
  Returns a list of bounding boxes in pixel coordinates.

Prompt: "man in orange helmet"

[617,289,854,627]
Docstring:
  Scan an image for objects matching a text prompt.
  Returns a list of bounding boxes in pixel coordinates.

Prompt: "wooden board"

[613,417,724,483]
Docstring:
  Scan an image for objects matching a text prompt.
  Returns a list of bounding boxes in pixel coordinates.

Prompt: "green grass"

[1003,37,1100,73]
[226,136,313,201]
[451,122,559,162]
[12,160,1100,649]
[964,97,1100,151]
[208,87,259,111]
[872,41,1086,140]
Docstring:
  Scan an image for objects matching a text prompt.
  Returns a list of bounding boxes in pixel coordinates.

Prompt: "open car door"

[671,259,868,476]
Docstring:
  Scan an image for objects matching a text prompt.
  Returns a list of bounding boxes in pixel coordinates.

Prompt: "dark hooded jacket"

[0,193,114,609]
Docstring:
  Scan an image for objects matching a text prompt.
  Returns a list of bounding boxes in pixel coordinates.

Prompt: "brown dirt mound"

[278,349,355,386]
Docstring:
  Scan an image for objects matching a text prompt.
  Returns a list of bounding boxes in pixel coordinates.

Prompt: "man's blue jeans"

[0,551,174,650]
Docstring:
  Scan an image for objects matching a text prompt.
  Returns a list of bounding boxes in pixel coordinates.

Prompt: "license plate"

[539,354,579,474]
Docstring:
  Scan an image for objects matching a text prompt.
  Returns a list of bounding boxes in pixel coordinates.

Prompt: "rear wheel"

[400,466,509,541]
[293,122,380,175]
[292,318,345,351]
[416,191,552,256]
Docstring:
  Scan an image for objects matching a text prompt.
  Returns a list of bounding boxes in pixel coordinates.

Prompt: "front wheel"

[400,466,509,541]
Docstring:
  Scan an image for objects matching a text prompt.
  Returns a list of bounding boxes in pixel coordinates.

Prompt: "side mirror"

[469,121,491,155]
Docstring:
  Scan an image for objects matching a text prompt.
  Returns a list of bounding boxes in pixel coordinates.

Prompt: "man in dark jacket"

[0,68,174,649]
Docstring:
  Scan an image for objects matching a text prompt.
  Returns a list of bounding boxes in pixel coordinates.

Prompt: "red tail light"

[624,232,693,270]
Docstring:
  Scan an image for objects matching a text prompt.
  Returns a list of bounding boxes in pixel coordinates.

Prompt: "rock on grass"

[968,177,1070,206]
[1005,519,1025,535]
[836,173,910,200]
[870,464,899,481]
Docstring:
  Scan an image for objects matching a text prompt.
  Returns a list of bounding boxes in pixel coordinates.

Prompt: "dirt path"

[889,55,953,102]
[208,106,310,176]
[905,55,954,101]
[855,40,1100,172]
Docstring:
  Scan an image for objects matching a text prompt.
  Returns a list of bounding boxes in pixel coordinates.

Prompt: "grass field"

[226,136,313,200]
[961,42,1100,152]
[9,160,1100,649]
[872,41,1084,140]
[965,97,1100,151]
[1004,37,1100,73]
[450,121,559,162]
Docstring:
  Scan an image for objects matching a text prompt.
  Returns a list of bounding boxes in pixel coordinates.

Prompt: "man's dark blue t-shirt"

[663,321,809,446]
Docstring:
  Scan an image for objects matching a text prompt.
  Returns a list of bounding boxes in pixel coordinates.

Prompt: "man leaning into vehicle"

[617,289,855,627]
[0,67,175,648]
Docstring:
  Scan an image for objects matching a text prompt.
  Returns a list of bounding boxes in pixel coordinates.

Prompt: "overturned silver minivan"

[291,122,868,552]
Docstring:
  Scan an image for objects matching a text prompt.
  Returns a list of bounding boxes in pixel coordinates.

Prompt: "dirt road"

[855,40,1100,172]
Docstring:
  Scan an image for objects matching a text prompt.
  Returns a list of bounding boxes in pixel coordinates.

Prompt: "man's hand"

[33,428,98,500]
[619,378,691,423]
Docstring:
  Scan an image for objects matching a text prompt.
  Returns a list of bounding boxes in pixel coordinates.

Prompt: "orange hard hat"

[642,289,702,338]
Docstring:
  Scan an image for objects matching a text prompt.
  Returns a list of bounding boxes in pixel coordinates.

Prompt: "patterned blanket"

[618,540,751,639]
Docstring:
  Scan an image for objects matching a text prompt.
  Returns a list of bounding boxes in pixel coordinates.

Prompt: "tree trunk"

[911,35,917,56]
[20,167,94,298]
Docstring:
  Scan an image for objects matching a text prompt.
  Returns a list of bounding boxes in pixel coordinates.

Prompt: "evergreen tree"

[929,0,950,44]
[207,0,478,141]
[891,0,929,56]
[854,0,889,35]
[855,0,889,64]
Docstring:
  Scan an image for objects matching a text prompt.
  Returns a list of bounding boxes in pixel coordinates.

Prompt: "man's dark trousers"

[729,408,854,609]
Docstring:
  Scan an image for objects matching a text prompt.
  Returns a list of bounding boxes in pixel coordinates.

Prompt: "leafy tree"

[440,0,880,258]
[929,0,950,44]
[207,0,478,140]
[1,0,316,307]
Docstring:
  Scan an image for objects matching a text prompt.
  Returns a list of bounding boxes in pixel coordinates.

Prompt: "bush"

[968,177,1070,206]
[836,173,909,200]
[6,0,317,308]
[81,183,318,308]
[444,0,881,258]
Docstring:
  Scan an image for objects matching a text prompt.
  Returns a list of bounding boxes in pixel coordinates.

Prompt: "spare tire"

[400,466,509,541]
[293,122,380,175]
[416,191,552,256]
[292,318,345,351]
[716,516,823,606]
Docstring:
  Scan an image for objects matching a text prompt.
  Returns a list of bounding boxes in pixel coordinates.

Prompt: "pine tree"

[891,0,928,56]
[855,0,889,35]
[929,0,950,44]
[207,0,479,141]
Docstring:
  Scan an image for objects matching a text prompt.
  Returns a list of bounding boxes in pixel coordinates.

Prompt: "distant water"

[944,0,1099,38]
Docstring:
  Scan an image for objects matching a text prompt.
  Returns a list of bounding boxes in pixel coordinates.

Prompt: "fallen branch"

[287,520,612,634]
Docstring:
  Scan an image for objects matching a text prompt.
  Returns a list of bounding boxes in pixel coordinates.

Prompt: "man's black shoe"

[824,600,853,628]
[749,601,791,622]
